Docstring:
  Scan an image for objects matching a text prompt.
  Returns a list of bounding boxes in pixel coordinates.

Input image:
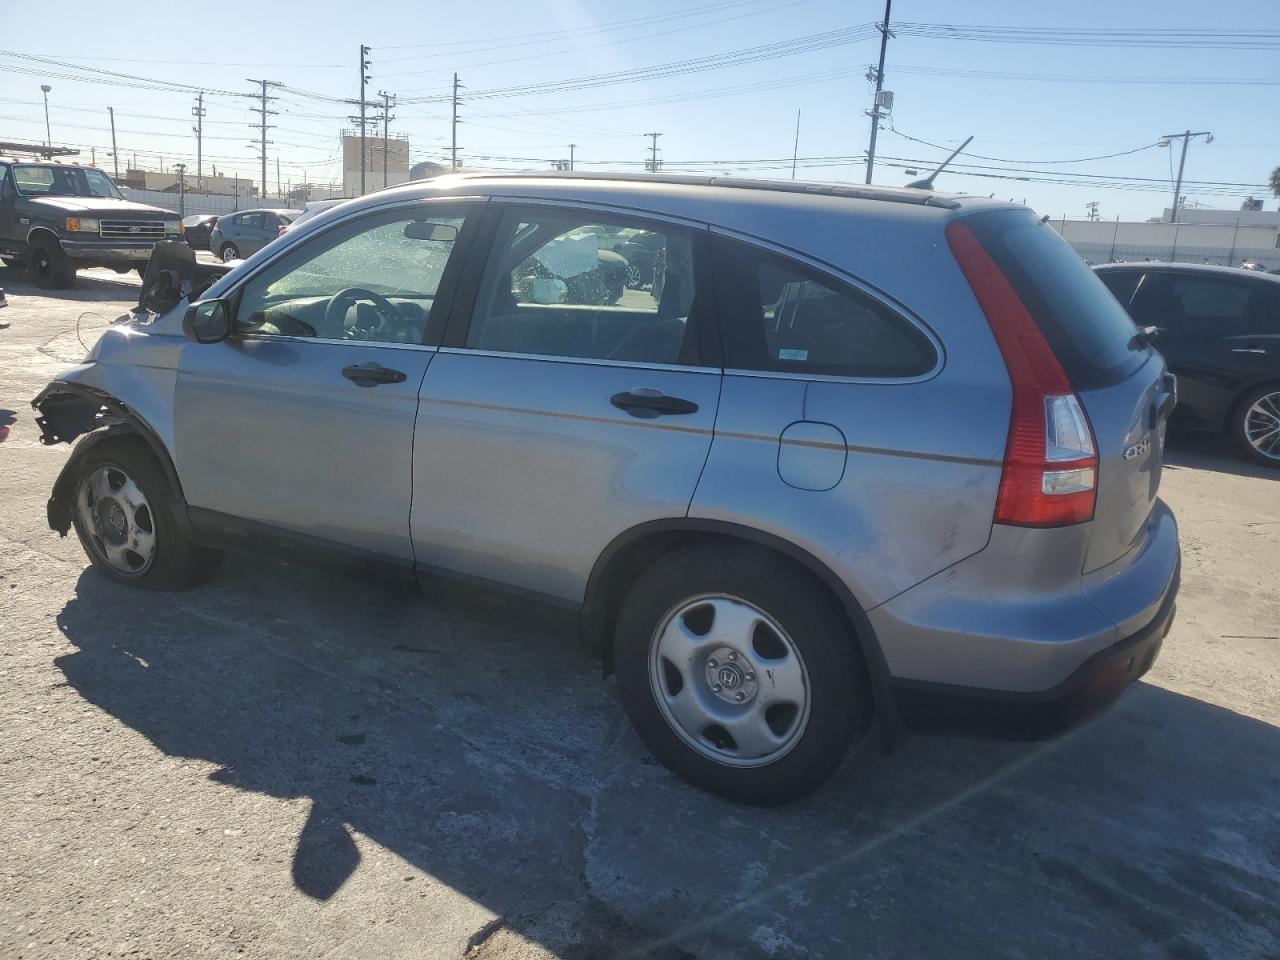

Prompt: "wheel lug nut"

[727,652,736,661]
[735,692,745,702]
[708,658,718,668]
[745,672,755,681]
[712,683,722,692]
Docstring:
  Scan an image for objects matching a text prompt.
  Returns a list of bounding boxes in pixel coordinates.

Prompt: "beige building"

[342,132,410,195]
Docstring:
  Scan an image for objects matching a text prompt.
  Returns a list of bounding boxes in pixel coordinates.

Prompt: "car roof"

[354,171,1021,221]
[1095,261,1280,286]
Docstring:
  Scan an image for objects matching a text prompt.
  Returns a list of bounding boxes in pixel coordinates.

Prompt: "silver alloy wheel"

[220,245,238,262]
[648,594,811,768]
[76,463,157,577]
[1245,391,1280,461]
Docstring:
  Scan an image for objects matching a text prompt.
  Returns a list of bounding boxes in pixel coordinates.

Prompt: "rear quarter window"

[963,209,1146,389]
[712,236,937,379]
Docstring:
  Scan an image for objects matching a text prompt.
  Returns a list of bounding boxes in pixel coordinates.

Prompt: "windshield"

[13,165,122,200]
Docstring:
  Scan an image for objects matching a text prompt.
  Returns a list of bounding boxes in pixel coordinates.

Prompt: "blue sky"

[1,0,1276,220]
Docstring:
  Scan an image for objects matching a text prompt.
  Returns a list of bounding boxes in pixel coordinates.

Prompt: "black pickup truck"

[0,160,182,289]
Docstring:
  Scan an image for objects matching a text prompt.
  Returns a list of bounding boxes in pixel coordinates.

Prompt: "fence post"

[1227,220,1240,268]
[1109,216,1120,263]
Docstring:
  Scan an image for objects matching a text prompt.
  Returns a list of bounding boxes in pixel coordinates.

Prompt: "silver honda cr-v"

[33,173,1180,804]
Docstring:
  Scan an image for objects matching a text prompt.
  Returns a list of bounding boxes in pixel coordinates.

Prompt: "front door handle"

[610,388,699,418]
[342,362,407,386]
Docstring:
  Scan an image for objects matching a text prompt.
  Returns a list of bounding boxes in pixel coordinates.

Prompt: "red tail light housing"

[946,221,1097,527]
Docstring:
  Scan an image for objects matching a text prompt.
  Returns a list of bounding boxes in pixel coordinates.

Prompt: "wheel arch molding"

[580,517,904,746]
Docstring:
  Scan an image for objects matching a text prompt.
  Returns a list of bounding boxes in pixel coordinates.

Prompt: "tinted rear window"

[964,210,1146,389]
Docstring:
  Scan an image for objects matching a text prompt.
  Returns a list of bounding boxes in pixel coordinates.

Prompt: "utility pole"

[379,90,395,187]
[568,143,576,171]
[108,107,119,180]
[276,156,281,198]
[246,78,278,201]
[863,0,893,184]
[645,132,662,172]
[359,45,371,194]
[192,92,205,190]
[451,73,461,171]
[1086,201,1100,221]
[791,109,801,180]
[174,163,186,218]
[1161,130,1212,223]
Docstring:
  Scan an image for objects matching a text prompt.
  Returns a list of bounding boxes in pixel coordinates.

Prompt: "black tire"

[1230,383,1280,469]
[69,435,221,590]
[614,543,871,805]
[28,238,75,289]
[219,243,240,262]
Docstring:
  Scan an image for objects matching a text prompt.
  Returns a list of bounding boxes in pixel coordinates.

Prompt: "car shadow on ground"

[53,562,1280,959]
[1164,427,1279,482]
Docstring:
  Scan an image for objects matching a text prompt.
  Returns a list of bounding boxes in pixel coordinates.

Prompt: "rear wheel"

[28,238,75,289]
[70,436,221,589]
[1233,384,1280,468]
[219,243,240,262]
[614,544,870,805]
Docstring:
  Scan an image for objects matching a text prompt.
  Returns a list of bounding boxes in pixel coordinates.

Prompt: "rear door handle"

[610,389,699,417]
[342,362,406,386]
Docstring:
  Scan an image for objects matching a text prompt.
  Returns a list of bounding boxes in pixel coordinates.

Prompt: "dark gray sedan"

[209,208,300,261]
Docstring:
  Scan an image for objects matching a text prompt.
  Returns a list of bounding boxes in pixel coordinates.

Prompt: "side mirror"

[183,299,232,344]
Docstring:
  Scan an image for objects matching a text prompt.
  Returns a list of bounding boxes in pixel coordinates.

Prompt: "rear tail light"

[946,221,1098,527]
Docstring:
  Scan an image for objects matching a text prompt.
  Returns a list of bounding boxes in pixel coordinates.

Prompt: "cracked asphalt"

[1,266,1278,959]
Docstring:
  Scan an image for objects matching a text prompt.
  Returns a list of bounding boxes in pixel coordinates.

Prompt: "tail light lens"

[946,221,1098,527]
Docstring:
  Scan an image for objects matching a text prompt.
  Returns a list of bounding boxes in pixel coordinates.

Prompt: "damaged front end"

[34,384,152,536]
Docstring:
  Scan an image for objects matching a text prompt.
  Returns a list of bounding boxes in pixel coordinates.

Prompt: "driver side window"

[235,205,470,345]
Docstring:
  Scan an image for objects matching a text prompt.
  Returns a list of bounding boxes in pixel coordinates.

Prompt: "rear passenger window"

[465,208,703,365]
[713,237,936,378]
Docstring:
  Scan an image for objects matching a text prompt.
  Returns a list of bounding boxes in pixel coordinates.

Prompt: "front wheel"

[219,243,240,262]
[28,239,75,289]
[1233,384,1280,468]
[614,544,871,805]
[70,435,221,589]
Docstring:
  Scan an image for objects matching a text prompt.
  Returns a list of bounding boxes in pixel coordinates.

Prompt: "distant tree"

[1272,166,1280,198]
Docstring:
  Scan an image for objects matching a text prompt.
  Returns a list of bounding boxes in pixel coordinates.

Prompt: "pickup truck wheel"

[614,544,871,805]
[29,239,75,289]
[219,243,240,262]
[70,435,221,590]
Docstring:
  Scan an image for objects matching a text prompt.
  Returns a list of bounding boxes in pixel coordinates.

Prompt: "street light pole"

[40,85,52,155]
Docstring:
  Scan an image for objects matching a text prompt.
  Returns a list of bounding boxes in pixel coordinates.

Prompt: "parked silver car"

[209,207,301,261]
[33,173,1180,804]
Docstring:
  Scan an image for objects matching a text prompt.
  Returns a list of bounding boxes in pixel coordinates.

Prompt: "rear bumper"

[890,563,1178,739]
[868,498,1180,737]
[61,239,158,262]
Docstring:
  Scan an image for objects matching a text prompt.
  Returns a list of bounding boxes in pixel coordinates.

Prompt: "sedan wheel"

[1242,388,1280,465]
[220,244,240,262]
[76,463,157,577]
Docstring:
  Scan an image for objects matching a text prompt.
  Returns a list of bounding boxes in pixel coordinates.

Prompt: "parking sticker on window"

[778,348,809,361]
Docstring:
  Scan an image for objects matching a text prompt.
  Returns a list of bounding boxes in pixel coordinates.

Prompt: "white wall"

[119,187,344,217]
[1052,219,1280,270]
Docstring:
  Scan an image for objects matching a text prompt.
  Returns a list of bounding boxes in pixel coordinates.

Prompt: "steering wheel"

[324,287,402,339]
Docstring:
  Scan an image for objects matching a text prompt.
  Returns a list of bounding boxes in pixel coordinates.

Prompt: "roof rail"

[438,170,964,210]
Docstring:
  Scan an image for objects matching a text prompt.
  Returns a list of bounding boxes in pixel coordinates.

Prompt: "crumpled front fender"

[32,381,187,536]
